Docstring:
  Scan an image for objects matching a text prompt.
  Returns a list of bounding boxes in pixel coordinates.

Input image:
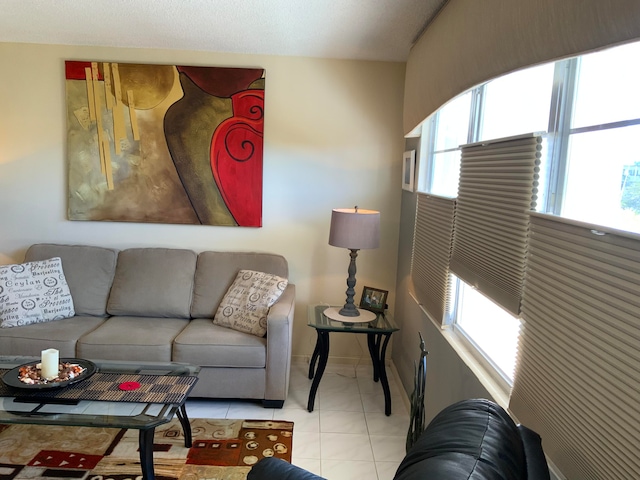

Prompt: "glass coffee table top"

[0,356,199,429]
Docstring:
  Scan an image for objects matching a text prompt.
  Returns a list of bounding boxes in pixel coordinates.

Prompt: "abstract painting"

[65,61,265,227]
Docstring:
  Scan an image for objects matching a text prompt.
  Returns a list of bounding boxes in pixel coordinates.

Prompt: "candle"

[41,348,59,380]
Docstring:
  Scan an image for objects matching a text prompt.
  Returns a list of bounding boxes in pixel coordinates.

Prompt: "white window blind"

[449,134,542,315]
[510,213,640,479]
[411,193,456,325]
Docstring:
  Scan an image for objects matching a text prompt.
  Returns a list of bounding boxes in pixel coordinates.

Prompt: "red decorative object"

[119,381,141,391]
[210,90,264,227]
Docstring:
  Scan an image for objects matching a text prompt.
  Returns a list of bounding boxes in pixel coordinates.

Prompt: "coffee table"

[0,356,199,480]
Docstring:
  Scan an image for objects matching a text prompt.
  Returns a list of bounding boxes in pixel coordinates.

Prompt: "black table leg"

[367,332,393,416]
[307,330,329,412]
[176,404,192,448]
[309,329,321,379]
[379,333,393,416]
[139,427,156,480]
[367,333,380,382]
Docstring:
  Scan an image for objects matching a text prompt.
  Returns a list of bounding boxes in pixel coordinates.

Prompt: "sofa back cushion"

[191,251,289,318]
[107,248,197,318]
[24,243,118,317]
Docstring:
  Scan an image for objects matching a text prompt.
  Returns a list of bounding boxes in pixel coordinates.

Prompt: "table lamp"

[324,206,380,322]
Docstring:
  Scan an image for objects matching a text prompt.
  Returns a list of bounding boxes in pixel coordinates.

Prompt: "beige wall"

[0,42,405,365]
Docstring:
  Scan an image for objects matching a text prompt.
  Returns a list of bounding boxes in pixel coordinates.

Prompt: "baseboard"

[389,360,411,415]
[292,354,373,367]
[547,459,566,480]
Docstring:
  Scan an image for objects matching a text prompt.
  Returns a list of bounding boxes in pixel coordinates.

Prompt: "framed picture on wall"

[402,150,416,191]
[359,286,389,313]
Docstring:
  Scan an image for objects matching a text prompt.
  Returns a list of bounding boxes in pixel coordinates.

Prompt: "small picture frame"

[359,286,389,313]
[402,150,416,192]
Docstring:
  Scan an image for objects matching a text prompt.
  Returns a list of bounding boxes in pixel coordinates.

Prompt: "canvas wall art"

[65,61,265,227]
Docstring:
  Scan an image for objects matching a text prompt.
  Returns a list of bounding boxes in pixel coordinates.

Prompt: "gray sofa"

[0,243,295,407]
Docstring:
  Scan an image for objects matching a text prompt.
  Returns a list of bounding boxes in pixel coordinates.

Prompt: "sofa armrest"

[518,424,550,480]
[248,457,325,480]
[264,283,295,403]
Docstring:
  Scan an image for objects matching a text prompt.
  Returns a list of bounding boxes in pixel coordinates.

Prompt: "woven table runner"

[0,370,198,404]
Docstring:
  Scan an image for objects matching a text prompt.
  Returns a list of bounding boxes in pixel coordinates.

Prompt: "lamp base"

[324,307,376,323]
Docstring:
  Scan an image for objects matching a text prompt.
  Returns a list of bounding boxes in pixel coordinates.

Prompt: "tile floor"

[185,361,410,480]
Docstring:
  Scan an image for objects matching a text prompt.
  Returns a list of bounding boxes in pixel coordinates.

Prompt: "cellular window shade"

[411,193,456,325]
[449,134,542,315]
[510,213,640,479]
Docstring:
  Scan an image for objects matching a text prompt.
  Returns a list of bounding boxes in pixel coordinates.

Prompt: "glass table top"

[0,356,199,429]
[308,305,398,333]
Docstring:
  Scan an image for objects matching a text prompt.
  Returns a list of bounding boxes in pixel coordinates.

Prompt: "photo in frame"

[359,286,389,313]
[402,150,416,192]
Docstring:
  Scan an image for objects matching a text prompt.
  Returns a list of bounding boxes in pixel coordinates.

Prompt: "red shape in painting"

[210,90,264,227]
[65,61,104,80]
[177,66,263,98]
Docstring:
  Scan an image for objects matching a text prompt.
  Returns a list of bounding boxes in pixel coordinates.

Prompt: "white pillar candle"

[41,348,59,380]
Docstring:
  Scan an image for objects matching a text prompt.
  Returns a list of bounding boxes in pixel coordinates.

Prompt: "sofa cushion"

[25,243,119,317]
[213,270,288,337]
[0,315,105,357]
[77,316,189,362]
[173,318,266,367]
[191,251,289,318]
[107,248,197,318]
[0,257,75,328]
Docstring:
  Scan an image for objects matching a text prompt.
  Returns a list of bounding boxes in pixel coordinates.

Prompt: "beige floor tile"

[320,432,374,461]
[320,410,367,434]
[321,459,379,480]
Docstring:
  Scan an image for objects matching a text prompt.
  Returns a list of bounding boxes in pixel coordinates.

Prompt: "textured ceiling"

[0,0,446,62]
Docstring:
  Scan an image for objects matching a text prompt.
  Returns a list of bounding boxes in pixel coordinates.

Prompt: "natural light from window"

[564,126,640,233]
[456,281,520,381]
[481,64,554,141]
[563,41,640,234]
[572,42,640,128]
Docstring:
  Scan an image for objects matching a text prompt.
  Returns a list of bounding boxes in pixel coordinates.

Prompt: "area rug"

[0,418,293,480]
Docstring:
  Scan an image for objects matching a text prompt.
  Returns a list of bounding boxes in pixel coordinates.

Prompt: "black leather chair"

[248,398,550,480]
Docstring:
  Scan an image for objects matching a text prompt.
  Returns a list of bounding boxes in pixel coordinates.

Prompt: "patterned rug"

[0,418,294,480]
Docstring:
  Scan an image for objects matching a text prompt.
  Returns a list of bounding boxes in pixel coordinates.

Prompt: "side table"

[307,305,399,416]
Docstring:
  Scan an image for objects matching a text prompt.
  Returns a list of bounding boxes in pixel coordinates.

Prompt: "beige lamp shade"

[328,208,380,250]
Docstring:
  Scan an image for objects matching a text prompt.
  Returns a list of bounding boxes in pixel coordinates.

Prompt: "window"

[414,40,640,384]
[563,126,640,231]
[420,91,472,197]
[455,280,519,380]
[480,64,554,142]
[556,41,640,232]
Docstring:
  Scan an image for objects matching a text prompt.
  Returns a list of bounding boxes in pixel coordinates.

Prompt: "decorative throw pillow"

[213,269,288,337]
[0,257,75,328]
